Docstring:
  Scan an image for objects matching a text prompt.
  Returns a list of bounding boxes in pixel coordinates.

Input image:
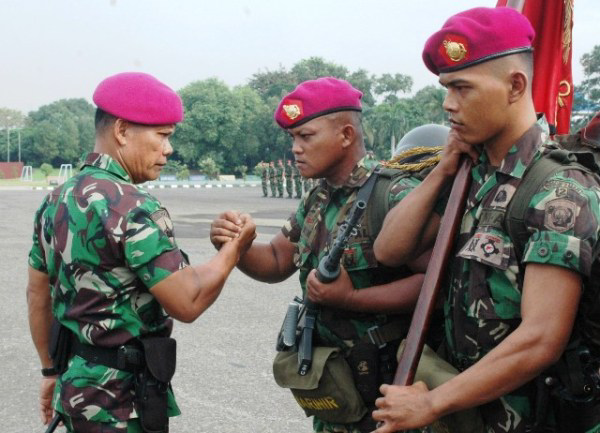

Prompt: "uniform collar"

[81,153,131,183]
[324,156,377,191]
[479,122,545,180]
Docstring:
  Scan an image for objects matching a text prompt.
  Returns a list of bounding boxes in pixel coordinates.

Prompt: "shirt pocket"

[458,229,522,322]
[341,239,378,272]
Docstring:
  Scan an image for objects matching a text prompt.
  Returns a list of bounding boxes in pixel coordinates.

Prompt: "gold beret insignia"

[443,40,467,62]
[283,104,301,120]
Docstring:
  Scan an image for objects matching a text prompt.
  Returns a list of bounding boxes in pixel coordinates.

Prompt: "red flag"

[496,0,574,134]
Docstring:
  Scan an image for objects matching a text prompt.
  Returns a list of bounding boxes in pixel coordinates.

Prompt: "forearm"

[343,274,424,313]
[237,242,294,283]
[184,242,241,319]
[375,168,450,266]
[429,324,565,418]
[27,283,53,368]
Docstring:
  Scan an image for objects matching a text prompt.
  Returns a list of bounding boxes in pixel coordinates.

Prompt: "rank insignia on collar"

[443,38,467,62]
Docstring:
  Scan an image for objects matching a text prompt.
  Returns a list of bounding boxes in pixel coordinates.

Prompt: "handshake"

[210,211,257,255]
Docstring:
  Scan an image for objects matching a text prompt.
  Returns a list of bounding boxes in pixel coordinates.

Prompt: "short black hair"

[94,108,117,133]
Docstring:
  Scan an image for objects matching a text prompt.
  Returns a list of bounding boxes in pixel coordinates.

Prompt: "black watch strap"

[41,367,58,377]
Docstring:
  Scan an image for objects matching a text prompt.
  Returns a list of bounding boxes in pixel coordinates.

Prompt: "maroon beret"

[274,77,362,129]
[93,72,183,125]
[423,7,535,75]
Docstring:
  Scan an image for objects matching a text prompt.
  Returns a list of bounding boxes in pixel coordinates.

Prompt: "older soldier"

[27,72,255,433]
[210,77,427,433]
[373,8,600,433]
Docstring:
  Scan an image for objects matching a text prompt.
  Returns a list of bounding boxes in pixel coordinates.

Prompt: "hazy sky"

[2,0,598,113]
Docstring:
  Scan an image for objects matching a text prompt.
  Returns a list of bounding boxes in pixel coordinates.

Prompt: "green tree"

[580,45,600,106]
[374,73,413,103]
[176,165,190,181]
[173,79,269,173]
[412,85,447,124]
[198,156,220,179]
[40,163,53,179]
[234,164,248,180]
[21,99,94,167]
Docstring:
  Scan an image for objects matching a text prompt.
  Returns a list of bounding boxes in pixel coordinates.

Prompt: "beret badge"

[283,103,302,120]
[443,39,467,62]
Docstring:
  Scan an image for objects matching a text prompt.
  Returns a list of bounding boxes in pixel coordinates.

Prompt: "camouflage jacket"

[445,124,600,432]
[281,157,419,430]
[28,153,187,424]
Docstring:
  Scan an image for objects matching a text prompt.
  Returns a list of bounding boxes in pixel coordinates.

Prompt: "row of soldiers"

[258,159,315,198]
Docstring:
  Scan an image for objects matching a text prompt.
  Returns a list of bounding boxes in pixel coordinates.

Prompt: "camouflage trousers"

[262,180,268,196]
[62,414,144,433]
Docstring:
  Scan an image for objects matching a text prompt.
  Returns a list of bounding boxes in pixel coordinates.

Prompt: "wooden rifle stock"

[393,157,473,386]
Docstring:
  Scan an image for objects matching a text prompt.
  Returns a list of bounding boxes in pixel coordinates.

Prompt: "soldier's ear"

[508,70,528,104]
[114,118,129,146]
[340,123,356,149]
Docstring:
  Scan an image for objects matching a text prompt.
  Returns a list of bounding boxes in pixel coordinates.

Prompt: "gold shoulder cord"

[383,146,443,172]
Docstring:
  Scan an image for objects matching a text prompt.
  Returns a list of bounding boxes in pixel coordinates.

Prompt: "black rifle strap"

[344,165,381,225]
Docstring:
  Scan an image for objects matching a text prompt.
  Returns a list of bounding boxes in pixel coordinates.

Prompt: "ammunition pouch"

[397,340,486,433]
[70,334,176,433]
[273,347,367,424]
[535,346,600,433]
[135,337,177,433]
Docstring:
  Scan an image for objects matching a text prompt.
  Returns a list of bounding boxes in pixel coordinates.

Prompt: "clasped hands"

[210,210,257,255]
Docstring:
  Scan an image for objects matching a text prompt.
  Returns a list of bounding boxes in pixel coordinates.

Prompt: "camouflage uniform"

[281,158,419,433]
[276,163,284,198]
[293,164,303,198]
[444,124,600,432]
[28,153,185,431]
[285,162,293,198]
[269,164,277,197]
[261,164,268,197]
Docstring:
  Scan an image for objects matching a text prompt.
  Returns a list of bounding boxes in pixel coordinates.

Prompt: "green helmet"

[394,124,450,156]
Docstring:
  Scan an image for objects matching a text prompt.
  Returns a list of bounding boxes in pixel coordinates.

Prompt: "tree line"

[1,50,599,176]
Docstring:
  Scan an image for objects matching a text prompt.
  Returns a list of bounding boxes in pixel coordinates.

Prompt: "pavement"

[0,187,313,433]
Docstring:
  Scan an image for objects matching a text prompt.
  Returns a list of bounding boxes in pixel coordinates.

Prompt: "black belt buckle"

[117,345,143,371]
[366,326,386,349]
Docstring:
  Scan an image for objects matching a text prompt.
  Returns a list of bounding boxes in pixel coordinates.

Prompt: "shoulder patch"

[150,208,175,244]
[544,198,576,233]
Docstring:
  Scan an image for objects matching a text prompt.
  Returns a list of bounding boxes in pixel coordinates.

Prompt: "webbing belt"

[71,338,143,373]
[361,320,408,348]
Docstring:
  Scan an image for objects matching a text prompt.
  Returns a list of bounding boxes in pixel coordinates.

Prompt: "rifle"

[393,158,472,385]
[297,198,369,375]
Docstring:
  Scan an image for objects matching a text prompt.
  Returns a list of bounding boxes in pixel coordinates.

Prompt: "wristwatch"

[41,367,58,377]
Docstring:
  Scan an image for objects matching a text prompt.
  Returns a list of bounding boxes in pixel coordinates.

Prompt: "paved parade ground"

[0,186,312,433]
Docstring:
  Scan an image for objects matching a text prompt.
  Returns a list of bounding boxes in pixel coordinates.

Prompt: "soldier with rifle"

[27,72,256,433]
[372,7,600,433]
[210,77,430,433]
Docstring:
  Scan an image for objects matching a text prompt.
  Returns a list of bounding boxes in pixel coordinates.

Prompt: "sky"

[1,0,599,114]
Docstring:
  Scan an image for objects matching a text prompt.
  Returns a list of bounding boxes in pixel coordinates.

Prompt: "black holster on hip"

[134,337,176,433]
[48,319,72,374]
